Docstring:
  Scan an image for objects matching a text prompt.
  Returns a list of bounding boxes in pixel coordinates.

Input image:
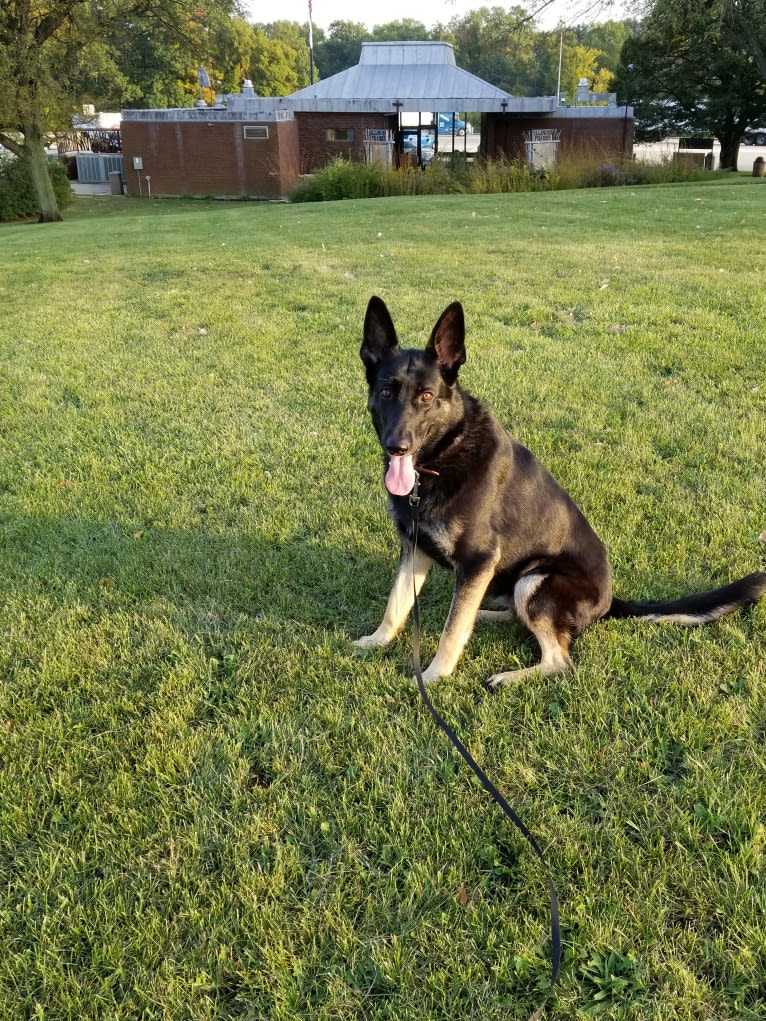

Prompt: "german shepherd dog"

[354,296,766,686]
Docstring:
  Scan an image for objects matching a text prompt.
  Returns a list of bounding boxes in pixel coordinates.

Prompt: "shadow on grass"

[0,505,541,698]
[0,508,392,633]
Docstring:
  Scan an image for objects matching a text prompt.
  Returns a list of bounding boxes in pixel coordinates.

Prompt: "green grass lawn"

[0,180,764,1020]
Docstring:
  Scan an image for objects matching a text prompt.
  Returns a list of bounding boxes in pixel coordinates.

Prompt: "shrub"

[289,150,713,204]
[468,155,550,193]
[287,177,321,203]
[584,161,625,187]
[623,156,706,185]
[289,157,385,202]
[0,154,72,221]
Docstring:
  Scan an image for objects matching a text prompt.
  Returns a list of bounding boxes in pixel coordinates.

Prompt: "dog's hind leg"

[353,542,434,650]
[485,572,575,688]
[486,626,571,688]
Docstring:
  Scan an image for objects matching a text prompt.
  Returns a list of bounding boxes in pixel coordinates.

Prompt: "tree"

[256,21,315,90]
[0,3,97,222]
[574,20,637,74]
[523,19,635,99]
[249,29,302,95]
[0,1,242,223]
[527,30,612,100]
[371,19,432,41]
[208,17,257,96]
[444,6,537,95]
[89,2,247,109]
[614,0,766,167]
[314,21,370,79]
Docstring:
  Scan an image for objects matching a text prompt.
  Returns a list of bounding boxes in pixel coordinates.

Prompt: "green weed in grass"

[0,180,764,1019]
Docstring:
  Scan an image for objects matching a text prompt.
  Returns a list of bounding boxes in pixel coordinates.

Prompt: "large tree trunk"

[22,118,63,223]
[717,112,742,171]
[718,134,741,171]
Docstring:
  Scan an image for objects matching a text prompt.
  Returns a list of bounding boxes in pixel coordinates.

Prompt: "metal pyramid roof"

[289,41,513,112]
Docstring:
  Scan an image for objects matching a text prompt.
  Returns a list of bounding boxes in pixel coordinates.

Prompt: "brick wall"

[295,112,395,173]
[120,118,299,198]
[486,114,634,161]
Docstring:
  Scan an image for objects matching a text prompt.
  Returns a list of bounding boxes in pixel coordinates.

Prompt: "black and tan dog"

[354,295,766,686]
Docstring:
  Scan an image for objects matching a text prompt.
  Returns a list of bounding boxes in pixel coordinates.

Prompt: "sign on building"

[523,128,561,169]
[364,128,394,165]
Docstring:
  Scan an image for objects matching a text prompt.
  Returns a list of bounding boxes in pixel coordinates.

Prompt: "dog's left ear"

[361,296,399,373]
[426,302,466,384]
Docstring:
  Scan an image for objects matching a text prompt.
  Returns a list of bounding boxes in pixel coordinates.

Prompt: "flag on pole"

[197,66,211,89]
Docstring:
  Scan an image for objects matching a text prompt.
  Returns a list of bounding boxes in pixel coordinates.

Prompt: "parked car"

[402,130,435,163]
[436,113,472,135]
[744,128,766,146]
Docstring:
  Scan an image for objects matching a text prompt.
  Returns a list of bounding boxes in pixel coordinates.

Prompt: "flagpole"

[308,0,314,84]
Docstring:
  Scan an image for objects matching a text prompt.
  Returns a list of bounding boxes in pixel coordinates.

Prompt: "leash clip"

[409,470,421,507]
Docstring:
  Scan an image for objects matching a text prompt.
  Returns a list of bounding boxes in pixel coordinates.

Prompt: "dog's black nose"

[385,443,410,456]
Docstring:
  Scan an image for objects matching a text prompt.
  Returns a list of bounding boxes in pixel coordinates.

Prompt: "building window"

[326,128,355,141]
[243,125,269,140]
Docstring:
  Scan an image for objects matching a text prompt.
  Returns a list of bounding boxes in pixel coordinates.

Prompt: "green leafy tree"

[255,21,315,89]
[528,29,572,97]
[568,42,616,96]
[94,15,199,109]
[574,20,636,74]
[250,30,303,95]
[205,16,257,96]
[615,0,766,166]
[314,21,370,79]
[526,19,635,100]
[103,2,246,108]
[0,2,99,222]
[444,6,537,95]
[0,1,242,223]
[371,19,432,41]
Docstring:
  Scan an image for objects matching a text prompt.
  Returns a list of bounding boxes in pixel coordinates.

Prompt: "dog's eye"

[420,391,434,403]
[379,387,392,399]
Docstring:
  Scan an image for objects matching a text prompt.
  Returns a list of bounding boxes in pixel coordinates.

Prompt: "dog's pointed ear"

[361,296,399,372]
[426,302,466,384]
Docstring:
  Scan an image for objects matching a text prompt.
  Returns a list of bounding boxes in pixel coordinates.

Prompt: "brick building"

[119,43,634,200]
[120,105,298,199]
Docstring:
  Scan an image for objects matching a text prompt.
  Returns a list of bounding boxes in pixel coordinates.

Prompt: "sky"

[242,0,627,33]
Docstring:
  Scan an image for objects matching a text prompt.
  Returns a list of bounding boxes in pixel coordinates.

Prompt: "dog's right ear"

[361,296,399,373]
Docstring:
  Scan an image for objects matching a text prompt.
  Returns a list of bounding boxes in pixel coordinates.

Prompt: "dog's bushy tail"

[605,571,766,625]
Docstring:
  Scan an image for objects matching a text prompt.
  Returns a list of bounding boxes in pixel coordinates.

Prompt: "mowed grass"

[0,179,764,1020]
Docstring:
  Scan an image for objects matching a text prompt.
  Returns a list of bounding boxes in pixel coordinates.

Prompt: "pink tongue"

[385,454,416,496]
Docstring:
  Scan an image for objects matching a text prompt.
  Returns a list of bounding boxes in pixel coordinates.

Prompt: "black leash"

[408,474,561,1012]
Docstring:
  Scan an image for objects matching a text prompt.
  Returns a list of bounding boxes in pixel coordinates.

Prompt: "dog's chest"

[390,499,459,565]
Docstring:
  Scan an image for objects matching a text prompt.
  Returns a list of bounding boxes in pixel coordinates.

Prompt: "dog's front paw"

[411,664,445,687]
[352,633,385,652]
